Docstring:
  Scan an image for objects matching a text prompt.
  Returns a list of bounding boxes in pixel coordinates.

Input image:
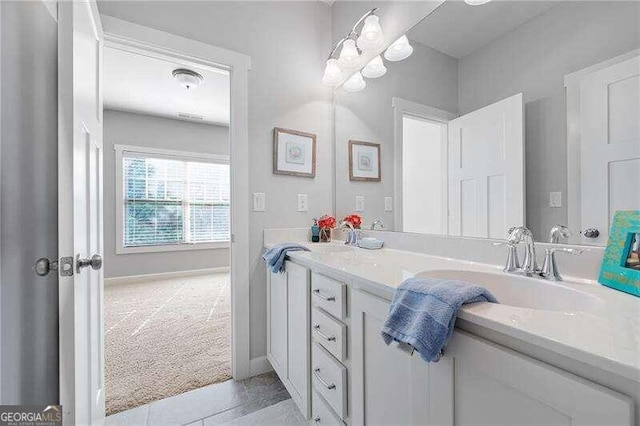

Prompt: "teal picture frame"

[598,210,640,297]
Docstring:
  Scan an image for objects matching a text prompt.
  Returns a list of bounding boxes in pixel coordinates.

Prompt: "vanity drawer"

[311,273,346,320]
[312,343,348,420]
[312,390,345,426]
[312,307,347,361]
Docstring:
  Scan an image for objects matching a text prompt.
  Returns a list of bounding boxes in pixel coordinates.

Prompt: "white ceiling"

[408,0,559,59]
[104,47,230,126]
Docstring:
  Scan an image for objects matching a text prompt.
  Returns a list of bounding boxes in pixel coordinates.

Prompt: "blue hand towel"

[263,243,310,273]
[381,277,498,362]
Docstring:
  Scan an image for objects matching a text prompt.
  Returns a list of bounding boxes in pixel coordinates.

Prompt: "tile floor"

[105,372,307,426]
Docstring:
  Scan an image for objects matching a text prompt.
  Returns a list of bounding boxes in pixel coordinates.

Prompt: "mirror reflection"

[334,0,640,246]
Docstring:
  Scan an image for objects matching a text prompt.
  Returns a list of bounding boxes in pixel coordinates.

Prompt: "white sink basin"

[416,269,602,312]
[308,243,356,253]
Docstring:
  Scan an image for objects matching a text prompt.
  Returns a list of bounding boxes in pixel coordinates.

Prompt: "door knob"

[34,257,58,276]
[582,228,600,239]
[76,254,103,272]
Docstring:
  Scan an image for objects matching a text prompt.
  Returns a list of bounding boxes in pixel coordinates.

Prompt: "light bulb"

[322,59,343,87]
[338,39,361,70]
[383,35,413,62]
[362,55,387,79]
[343,72,366,93]
[357,15,384,51]
[464,0,492,4]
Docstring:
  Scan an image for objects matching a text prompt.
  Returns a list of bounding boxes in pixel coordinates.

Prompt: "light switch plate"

[384,197,393,212]
[549,191,562,208]
[355,196,365,212]
[297,194,308,212]
[253,192,266,212]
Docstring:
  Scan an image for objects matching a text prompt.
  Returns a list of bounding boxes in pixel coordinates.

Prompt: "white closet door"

[580,55,640,245]
[448,93,525,239]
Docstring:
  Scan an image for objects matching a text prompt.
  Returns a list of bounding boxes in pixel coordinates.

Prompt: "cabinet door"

[431,331,633,426]
[351,289,430,426]
[267,268,287,377]
[287,262,311,417]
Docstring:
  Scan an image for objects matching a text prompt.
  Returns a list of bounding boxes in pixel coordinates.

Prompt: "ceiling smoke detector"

[172,68,203,90]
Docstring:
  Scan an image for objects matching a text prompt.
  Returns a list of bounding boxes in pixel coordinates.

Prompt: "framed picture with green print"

[598,210,640,297]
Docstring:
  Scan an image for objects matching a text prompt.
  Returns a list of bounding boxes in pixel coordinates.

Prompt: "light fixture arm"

[326,8,378,61]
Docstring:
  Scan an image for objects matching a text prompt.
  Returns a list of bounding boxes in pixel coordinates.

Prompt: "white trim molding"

[105,266,230,286]
[103,16,253,380]
[392,97,457,232]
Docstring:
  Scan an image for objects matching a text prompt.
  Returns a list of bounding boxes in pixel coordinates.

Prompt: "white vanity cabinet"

[351,288,431,425]
[351,288,633,426]
[266,261,311,418]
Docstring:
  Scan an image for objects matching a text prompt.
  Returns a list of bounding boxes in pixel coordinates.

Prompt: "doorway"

[57,8,251,423]
[102,35,233,415]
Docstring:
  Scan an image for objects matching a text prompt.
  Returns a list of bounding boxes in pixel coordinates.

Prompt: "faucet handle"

[494,242,520,273]
[540,247,583,281]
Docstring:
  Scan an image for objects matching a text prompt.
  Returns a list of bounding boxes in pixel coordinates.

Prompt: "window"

[116,145,230,253]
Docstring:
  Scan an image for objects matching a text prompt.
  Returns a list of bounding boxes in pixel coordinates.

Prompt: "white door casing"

[58,2,105,424]
[392,97,457,233]
[100,16,252,379]
[579,55,640,245]
[448,93,525,239]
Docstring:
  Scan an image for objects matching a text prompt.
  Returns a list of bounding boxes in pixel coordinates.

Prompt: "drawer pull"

[313,324,336,341]
[313,289,336,302]
[313,368,336,390]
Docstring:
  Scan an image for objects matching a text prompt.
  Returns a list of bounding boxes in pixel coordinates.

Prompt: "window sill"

[116,241,230,255]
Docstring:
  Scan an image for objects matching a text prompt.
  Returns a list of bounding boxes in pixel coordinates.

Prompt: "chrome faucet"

[340,221,360,246]
[539,247,583,281]
[507,226,539,275]
[549,225,571,244]
[370,219,385,230]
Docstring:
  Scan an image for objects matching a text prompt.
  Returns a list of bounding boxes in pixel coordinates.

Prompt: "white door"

[580,55,640,245]
[448,93,525,239]
[58,2,105,425]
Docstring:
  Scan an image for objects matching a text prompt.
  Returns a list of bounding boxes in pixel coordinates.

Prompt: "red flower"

[318,214,336,229]
[343,214,362,229]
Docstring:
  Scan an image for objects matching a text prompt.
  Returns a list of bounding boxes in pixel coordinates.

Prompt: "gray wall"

[335,42,458,228]
[458,1,640,241]
[103,110,230,279]
[1,1,59,404]
[97,1,334,360]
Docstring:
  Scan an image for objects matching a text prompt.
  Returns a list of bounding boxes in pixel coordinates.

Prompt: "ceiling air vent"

[176,112,204,121]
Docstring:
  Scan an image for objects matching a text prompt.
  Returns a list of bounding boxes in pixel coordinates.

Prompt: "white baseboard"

[105,267,230,286]
[250,356,273,376]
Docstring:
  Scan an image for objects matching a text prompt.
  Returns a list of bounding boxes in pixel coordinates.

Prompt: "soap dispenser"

[311,219,320,243]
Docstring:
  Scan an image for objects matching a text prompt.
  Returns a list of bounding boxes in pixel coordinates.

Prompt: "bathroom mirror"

[333,0,640,246]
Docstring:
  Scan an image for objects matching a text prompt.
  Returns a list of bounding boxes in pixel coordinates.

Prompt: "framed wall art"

[349,140,381,182]
[598,210,640,297]
[273,127,316,178]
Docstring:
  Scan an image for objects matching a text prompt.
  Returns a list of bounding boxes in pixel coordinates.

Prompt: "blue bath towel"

[263,243,310,273]
[381,277,498,362]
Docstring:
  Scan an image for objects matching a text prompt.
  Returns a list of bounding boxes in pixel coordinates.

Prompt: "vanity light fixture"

[464,0,492,4]
[322,58,344,87]
[384,35,414,62]
[338,39,361,70]
[362,55,387,79]
[343,71,366,92]
[357,15,384,51]
[172,68,203,90]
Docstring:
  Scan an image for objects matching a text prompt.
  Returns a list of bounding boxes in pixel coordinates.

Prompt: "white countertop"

[271,242,640,381]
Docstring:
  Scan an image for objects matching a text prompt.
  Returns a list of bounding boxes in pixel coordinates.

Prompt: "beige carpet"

[105,273,231,415]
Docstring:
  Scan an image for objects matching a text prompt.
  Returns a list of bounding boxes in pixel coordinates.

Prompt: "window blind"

[123,154,230,248]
